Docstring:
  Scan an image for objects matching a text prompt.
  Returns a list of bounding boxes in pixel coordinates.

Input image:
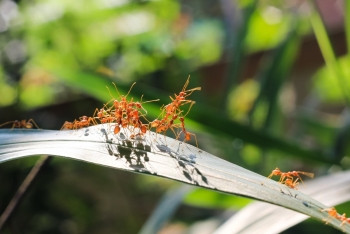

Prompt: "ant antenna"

[111,82,122,97]
[0,121,12,128]
[182,75,190,92]
[125,82,136,98]
[183,101,195,117]
[106,84,117,99]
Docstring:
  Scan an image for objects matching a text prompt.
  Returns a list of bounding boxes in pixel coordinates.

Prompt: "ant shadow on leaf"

[84,128,89,136]
[101,128,153,174]
[156,144,209,186]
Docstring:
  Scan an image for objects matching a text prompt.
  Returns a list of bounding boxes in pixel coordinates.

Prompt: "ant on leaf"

[0,119,39,129]
[268,167,314,189]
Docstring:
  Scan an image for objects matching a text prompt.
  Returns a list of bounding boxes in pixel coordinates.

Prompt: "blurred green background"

[0,0,349,233]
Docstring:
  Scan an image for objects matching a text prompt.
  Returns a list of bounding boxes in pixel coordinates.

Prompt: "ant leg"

[170,124,181,140]
[27,119,40,129]
[182,101,195,117]
[12,121,20,129]
[190,132,198,148]
[0,121,15,128]
[279,174,287,183]
[184,131,198,147]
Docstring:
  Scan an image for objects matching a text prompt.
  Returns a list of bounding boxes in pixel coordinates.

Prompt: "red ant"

[151,77,200,146]
[282,177,300,189]
[179,116,198,146]
[322,207,350,226]
[61,116,97,130]
[0,119,39,129]
[166,76,201,115]
[339,213,350,226]
[322,207,340,224]
[94,107,115,123]
[61,121,75,130]
[78,116,97,128]
[268,167,314,185]
[93,106,122,134]
[104,82,158,136]
[151,113,180,135]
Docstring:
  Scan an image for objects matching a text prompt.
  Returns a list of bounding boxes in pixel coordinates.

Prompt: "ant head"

[141,125,147,133]
[179,91,186,97]
[151,119,160,127]
[135,102,142,109]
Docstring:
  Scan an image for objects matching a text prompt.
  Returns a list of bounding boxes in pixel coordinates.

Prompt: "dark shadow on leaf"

[156,144,209,185]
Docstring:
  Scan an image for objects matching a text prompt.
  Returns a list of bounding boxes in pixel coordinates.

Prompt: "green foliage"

[1,0,350,233]
[184,188,252,209]
[245,6,290,53]
[313,56,350,103]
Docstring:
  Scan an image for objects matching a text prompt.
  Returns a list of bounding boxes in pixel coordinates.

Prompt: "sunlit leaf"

[214,170,350,234]
[0,125,349,233]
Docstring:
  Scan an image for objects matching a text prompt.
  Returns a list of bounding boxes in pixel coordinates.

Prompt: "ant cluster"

[0,78,201,145]
[61,82,155,140]
[323,207,350,226]
[268,167,314,189]
[60,77,201,144]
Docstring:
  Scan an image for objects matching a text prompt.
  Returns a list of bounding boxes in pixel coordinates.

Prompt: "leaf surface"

[214,170,350,234]
[0,125,349,233]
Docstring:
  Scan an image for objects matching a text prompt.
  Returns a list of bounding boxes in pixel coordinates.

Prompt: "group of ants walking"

[0,77,201,145]
[60,77,201,144]
[1,77,349,227]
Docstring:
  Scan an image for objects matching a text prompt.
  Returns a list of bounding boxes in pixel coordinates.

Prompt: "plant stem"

[0,155,51,231]
[345,0,350,55]
[308,0,350,106]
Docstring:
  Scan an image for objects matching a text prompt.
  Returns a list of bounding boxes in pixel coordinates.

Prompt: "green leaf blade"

[0,125,349,233]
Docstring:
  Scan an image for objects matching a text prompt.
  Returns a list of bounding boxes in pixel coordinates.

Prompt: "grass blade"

[308,0,350,105]
[248,19,300,129]
[346,1,350,55]
[0,125,349,232]
[139,185,192,234]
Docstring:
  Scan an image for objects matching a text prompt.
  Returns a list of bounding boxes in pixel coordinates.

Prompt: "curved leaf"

[139,185,193,234]
[0,125,349,233]
[56,70,333,164]
[214,170,350,234]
